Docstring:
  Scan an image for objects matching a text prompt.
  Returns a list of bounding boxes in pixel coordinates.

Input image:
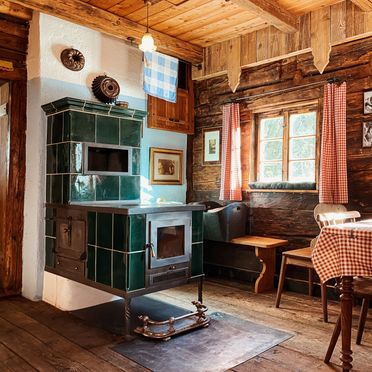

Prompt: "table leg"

[254,247,275,293]
[340,276,353,371]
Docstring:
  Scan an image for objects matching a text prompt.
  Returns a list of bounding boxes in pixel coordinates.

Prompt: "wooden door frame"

[0,15,28,296]
[0,80,27,296]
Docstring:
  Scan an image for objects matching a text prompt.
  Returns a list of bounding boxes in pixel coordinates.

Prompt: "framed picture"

[364,91,372,114]
[203,128,221,165]
[362,121,372,147]
[150,147,183,185]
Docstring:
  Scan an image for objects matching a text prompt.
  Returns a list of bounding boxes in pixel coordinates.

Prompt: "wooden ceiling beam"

[350,0,372,12]
[8,0,203,63]
[232,0,298,33]
[0,0,32,20]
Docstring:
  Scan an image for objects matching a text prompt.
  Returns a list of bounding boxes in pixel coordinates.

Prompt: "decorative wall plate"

[60,48,85,71]
[92,75,120,104]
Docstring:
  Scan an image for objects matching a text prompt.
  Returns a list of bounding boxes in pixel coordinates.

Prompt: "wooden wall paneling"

[310,7,331,74]
[330,1,347,44]
[241,31,257,65]
[350,0,372,12]
[346,0,367,37]
[256,27,270,62]
[0,82,9,290]
[1,79,26,295]
[191,36,372,258]
[197,1,371,81]
[299,13,311,50]
[227,37,241,93]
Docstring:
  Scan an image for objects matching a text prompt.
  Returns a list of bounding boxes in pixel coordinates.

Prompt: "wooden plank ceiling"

[7,0,367,63]
[80,0,342,46]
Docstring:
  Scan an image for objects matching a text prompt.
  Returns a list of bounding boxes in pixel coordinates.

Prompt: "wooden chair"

[325,277,372,363]
[275,205,355,323]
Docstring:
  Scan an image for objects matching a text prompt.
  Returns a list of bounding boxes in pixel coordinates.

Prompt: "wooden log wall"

[193,0,372,80]
[0,13,29,297]
[190,36,372,290]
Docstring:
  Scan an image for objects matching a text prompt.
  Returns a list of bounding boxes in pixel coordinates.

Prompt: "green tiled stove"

[43,98,205,339]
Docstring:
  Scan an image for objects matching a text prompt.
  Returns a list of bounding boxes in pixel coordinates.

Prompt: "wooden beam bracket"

[233,0,299,33]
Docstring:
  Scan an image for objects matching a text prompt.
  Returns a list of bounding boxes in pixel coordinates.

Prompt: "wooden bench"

[230,235,288,293]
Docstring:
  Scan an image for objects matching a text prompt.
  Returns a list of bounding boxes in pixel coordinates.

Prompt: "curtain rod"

[223,75,351,104]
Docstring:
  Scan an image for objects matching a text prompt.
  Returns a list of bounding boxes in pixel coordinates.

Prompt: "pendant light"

[139,1,157,52]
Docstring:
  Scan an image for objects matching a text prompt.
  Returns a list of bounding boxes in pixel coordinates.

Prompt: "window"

[255,107,318,186]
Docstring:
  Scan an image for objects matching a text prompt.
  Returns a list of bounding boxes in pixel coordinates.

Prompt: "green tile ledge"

[42,97,147,120]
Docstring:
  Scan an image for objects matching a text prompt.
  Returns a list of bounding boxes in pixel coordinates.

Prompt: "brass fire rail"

[134,301,210,341]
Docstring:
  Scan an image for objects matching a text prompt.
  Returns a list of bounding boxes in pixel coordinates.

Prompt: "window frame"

[252,104,320,191]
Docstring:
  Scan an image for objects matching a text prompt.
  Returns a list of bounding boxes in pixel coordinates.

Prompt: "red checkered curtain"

[219,103,242,201]
[319,82,348,203]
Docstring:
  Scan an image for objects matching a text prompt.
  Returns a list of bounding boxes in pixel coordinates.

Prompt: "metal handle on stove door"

[145,243,156,258]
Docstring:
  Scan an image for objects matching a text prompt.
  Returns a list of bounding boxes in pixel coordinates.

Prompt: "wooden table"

[312,219,372,372]
[230,235,288,293]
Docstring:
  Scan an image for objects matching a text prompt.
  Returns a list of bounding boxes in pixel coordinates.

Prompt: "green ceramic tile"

[132,148,141,175]
[96,176,119,201]
[191,243,203,277]
[46,175,51,203]
[113,214,128,251]
[87,212,96,245]
[47,116,53,144]
[70,175,95,202]
[120,176,140,201]
[67,111,96,142]
[120,119,141,147]
[129,214,146,252]
[62,175,70,204]
[51,113,63,144]
[51,175,62,204]
[45,237,56,268]
[63,111,71,141]
[45,207,56,237]
[46,145,57,174]
[97,213,112,248]
[57,143,70,173]
[192,211,204,243]
[70,143,82,173]
[96,115,119,145]
[113,251,126,290]
[87,245,96,281]
[127,252,145,291]
[96,248,111,286]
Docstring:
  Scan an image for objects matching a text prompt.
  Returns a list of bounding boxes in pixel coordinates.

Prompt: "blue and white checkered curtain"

[143,51,178,103]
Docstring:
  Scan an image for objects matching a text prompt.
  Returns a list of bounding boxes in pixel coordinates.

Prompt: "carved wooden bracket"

[227,37,241,93]
[311,8,332,74]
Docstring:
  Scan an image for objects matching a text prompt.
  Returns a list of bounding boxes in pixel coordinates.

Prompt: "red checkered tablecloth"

[312,220,372,283]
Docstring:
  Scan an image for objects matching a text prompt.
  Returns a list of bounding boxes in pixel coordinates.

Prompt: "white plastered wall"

[23,13,187,310]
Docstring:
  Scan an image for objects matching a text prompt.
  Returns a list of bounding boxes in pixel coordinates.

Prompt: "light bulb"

[139,32,157,52]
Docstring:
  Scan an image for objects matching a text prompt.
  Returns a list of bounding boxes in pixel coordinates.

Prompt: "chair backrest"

[316,210,361,228]
[313,203,347,229]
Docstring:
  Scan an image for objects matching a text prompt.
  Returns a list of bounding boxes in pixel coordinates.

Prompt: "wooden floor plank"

[0,280,371,372]
[0,343,37,372]
[2,298,149,372]
[0,303,122,372]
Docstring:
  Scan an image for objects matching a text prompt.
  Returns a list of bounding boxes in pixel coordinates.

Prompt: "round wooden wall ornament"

[60,48,85,71]
[92,75,120,104]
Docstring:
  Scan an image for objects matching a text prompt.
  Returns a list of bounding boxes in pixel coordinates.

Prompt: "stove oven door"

[147,211,192,270]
